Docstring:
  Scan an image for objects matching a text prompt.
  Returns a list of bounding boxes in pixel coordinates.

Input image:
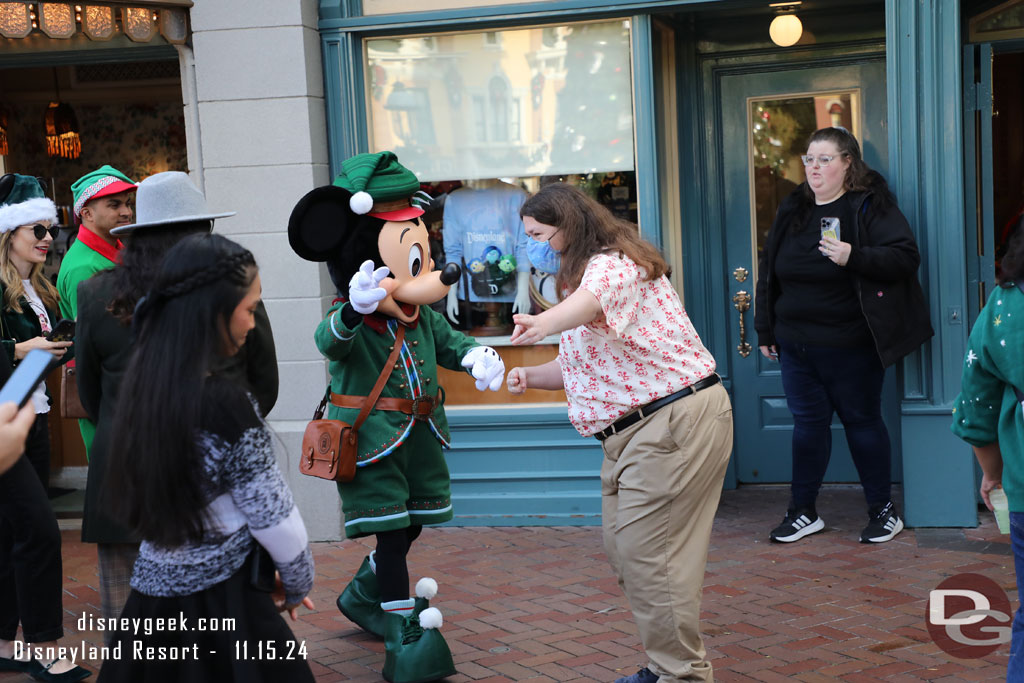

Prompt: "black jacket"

[754,172,933,368]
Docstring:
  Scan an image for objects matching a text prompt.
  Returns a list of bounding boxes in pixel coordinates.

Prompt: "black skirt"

[96,557,314,683]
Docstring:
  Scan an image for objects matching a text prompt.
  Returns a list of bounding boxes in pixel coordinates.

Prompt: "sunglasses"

[21,224,60,241]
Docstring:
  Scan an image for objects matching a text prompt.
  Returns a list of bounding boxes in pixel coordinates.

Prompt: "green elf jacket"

[57,227,120,455]
[315,301,479,464]
[57,228,119,320]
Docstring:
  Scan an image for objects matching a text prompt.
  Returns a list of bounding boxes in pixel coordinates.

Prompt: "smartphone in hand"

[47,319,75,343]
[0,349,55,408]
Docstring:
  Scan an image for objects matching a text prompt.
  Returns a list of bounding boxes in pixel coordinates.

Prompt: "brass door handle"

[733,290,752,357]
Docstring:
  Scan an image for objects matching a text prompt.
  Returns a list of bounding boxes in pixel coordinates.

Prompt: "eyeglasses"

[801,153,847,167]
[21,224,60,241]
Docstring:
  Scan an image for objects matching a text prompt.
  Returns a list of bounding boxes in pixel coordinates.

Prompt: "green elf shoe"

[381,599,456,683]
[337,553,387,637]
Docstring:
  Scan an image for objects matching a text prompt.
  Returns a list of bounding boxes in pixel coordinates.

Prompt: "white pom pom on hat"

[418,607,443,629]
[416,577,438,599]
[350,190,373,215]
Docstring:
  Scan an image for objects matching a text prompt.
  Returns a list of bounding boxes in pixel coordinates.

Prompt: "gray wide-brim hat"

[111,171,235,235]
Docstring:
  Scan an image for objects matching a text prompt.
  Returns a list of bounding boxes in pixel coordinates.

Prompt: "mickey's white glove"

[348,260,390,315]
[461,346,505,392]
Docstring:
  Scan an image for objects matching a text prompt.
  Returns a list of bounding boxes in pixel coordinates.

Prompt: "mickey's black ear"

[0,175,14,205]
[288,185,354,262]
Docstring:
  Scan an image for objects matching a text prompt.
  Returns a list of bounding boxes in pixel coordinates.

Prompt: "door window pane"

[748,92,859,270]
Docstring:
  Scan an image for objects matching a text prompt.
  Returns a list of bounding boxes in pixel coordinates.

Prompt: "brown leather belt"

[331,390,439,421]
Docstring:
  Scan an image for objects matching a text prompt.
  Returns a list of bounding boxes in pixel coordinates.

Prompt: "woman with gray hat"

[75,172,279,633]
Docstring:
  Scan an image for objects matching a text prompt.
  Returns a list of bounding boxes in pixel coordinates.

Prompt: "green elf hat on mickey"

[0,174,57,235]
[71,164,136,219]
[333,151,425,221]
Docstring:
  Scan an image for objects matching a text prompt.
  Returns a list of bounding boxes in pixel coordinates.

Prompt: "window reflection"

[365,20,634,181]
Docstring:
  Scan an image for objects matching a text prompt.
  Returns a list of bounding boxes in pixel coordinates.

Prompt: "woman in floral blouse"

[507,182,733,683]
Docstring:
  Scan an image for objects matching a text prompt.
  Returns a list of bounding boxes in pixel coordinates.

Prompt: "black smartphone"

[0,349,55,408]
[47,319,75,343]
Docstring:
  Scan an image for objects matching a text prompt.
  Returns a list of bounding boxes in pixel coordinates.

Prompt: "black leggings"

[0,415,63,643]
[375,525,423,603]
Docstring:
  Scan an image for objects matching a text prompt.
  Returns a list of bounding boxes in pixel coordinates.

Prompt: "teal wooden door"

[719,59,901,485]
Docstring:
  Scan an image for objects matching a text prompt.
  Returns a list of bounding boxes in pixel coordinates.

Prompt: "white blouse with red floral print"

[558,252,717,436]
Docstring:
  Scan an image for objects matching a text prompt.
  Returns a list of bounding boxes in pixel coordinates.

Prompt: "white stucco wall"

[186,0,342,540]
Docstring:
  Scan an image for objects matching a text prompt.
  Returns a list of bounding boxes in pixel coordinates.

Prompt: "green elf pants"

[338,422,453,538]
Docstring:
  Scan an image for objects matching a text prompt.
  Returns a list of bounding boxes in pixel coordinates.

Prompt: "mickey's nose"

[440,262,461,286]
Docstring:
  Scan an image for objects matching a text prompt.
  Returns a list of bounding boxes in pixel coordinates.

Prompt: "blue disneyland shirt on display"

[442,183,530,303]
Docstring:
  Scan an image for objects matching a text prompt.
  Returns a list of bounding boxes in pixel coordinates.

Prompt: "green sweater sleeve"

[314,301,361,361]
[951,287,1024,447]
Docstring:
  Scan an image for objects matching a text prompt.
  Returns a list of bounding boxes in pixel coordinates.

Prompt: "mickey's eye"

[408,243,423,277]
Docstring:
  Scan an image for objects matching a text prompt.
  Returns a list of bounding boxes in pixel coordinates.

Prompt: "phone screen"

[0,349,55,409]
[47,319,75,343]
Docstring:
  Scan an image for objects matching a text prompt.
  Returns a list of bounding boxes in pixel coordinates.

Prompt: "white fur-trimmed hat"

[0,174,57,235]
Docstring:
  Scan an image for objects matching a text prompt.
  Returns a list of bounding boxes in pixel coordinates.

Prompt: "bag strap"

[352,323,406,435]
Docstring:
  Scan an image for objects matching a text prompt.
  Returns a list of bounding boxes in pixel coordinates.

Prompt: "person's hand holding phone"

[14,336,71,360]
[0,401,35,476]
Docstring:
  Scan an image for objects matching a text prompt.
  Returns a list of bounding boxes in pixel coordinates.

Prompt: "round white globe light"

[769,14,803,47]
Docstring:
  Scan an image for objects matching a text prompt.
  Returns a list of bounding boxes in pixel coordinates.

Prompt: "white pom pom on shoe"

[350,191,373,215]
[416,577,438,599]
[418,607,443,629]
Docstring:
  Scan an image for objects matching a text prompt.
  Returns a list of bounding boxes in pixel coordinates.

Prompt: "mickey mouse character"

[289,151,504,683]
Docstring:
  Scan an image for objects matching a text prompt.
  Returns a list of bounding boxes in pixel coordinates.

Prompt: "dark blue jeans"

[777,340,892,510]
[1009,512,1024,680]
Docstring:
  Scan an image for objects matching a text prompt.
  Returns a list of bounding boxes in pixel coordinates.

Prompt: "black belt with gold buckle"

[594,374,721,442]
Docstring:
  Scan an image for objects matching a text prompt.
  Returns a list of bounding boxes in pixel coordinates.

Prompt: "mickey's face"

[376,218,458,323]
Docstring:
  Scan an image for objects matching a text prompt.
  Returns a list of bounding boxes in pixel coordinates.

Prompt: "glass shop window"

[364,20,637,407]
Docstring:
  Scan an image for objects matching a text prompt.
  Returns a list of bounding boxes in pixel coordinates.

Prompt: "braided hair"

[108,233,258,546]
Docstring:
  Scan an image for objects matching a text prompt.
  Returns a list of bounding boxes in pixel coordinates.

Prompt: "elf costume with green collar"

[291,152,505,683]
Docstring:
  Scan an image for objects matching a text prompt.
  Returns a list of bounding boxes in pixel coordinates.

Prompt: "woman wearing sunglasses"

[754,127,932,546]
[0,174,87,682]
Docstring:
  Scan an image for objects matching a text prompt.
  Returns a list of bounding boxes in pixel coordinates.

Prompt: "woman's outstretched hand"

[511,314,549,345]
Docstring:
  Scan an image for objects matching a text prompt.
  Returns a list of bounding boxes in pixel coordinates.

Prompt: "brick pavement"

[0,486,1015,682]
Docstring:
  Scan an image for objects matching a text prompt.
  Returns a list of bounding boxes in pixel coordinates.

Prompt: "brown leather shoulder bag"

[300,325,406,482]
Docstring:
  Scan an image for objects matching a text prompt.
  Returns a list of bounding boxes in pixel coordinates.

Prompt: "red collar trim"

[333,297,419,333]
[76,226,123,264]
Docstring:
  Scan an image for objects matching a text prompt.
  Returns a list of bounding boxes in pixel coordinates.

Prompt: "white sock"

[381,598,415,617]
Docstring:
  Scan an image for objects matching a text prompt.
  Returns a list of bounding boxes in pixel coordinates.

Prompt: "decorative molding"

[886,0,975,527]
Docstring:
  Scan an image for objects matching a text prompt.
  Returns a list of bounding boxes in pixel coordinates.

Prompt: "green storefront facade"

[317,0,1022,528]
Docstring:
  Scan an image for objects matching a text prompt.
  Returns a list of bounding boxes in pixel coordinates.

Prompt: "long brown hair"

[520,182,667,293]
[0,229,58,314]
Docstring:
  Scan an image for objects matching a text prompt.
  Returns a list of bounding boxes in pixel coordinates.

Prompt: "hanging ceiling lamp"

[44,68,81,159]
[769,1,803,47]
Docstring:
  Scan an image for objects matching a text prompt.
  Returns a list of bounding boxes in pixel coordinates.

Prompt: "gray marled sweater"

[131,381,313,605]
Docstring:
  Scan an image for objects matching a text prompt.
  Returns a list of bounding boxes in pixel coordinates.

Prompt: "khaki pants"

[601,383,733,683]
